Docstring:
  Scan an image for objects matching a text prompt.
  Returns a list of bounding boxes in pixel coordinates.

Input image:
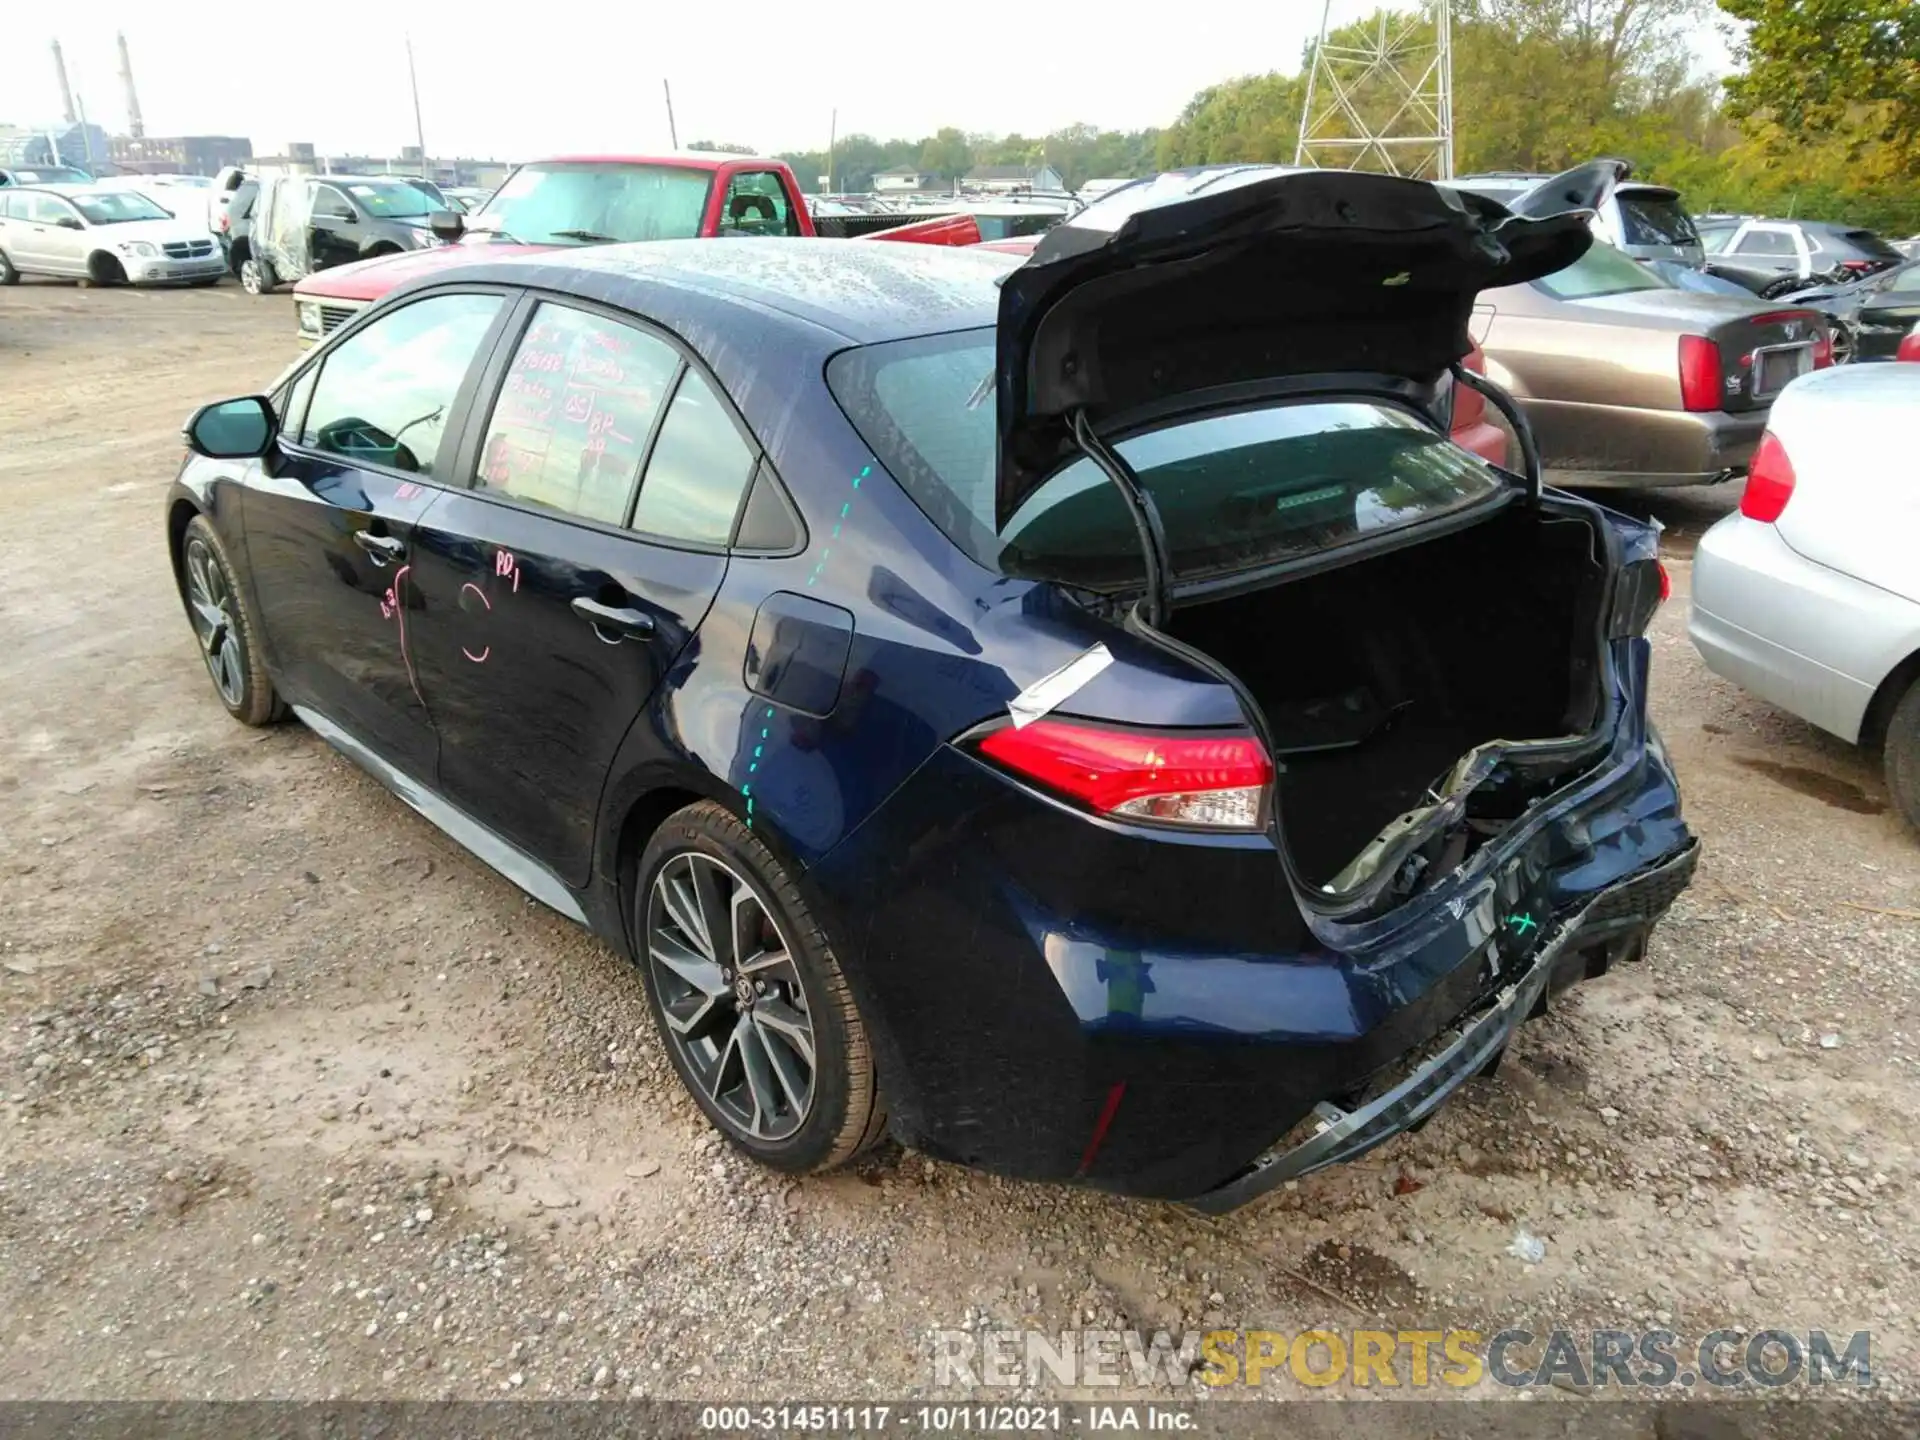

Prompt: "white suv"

[0,184,227,287]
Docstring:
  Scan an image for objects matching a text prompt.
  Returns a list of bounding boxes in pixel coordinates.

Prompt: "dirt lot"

[2,279,1918,1406]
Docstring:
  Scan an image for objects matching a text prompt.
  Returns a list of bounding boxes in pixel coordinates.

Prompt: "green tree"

[684,140,757,155]
[1718,0,1920,164]
[919,127,974,184]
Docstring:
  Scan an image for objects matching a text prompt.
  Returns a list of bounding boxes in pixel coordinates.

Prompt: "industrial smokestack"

[50,39,78,125]
[116,31,145,139]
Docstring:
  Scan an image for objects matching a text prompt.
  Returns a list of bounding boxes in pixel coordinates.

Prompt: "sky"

[2,4,1739,164]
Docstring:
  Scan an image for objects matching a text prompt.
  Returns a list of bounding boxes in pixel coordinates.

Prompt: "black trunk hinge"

[1451,362,1543,506]
[1068,408,1172,628]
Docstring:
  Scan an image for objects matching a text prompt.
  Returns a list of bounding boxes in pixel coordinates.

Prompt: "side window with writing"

[477,304,681,526]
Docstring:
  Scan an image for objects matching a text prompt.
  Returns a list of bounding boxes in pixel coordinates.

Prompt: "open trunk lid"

[992,165,1601,624]
[992,166,1596,538]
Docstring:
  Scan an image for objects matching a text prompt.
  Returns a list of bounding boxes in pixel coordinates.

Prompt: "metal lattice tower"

[1294,0,1454,179]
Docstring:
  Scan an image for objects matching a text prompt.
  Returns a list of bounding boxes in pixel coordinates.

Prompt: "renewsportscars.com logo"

[931,1327,1873,1391]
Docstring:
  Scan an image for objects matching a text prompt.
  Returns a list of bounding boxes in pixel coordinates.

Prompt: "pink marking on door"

[390,564,427,713]
[462,645,490,664]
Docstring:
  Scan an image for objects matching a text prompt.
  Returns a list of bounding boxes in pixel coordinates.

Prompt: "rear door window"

[475,302,681,525]
[630,369,758,544]
[828,328,1505,588]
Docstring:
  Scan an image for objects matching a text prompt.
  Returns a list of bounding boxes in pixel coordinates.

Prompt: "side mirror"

[57,215,84,230]
[184,396,276,459]
[428,209,466,243]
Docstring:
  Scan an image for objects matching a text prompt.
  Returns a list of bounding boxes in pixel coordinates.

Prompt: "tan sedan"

[1472,240,1834,487]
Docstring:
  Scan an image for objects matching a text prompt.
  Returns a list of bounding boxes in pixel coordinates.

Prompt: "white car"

[0,183,225,287]
[1689,364,1920,832]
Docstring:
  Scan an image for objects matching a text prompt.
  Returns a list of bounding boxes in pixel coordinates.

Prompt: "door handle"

[571,596,655,641]
[353,531,405,565]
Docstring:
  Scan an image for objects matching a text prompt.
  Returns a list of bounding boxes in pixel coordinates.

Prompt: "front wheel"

[636,801,886,1173]
[181,516,283,726]
[1885,677,1920,836]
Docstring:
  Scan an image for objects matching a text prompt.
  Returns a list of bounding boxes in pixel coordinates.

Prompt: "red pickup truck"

[293,152,814,343]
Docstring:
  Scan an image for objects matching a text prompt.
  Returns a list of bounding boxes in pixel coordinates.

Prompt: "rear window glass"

[1839,229,1902,261]
[827,328,1505,589]
[1534,241,1670,300]
[1617,194,1699,246]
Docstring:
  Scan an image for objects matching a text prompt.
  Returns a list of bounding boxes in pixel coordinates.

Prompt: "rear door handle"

[353,531,405,564]
[571,596,655,641]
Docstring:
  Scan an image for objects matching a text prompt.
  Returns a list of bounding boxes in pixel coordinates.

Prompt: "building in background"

[108,134,252,175]
[0,121,111,173]
[964,163,1067,194]
[247,142,510,190]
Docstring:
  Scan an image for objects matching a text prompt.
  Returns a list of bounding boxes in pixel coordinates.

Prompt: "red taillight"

[1740,432,1796,522]
[1657,560,1672,604]
[1679,335,1723,412]
[1811,330,1833,368]
[1899,325,1920,364]
[976,719,1273,830]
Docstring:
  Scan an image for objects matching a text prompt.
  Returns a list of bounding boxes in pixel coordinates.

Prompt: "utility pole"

[406,35,427,177]
[663,80,679,150]
[827,108,837,193]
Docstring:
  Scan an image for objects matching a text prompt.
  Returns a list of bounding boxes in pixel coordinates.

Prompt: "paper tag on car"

[1008,644,1114,729]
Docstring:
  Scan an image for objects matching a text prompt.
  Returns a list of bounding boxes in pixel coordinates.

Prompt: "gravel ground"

[1,279,1917,1407]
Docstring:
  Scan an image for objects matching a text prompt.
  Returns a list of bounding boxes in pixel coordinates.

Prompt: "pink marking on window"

[460,581,492,611]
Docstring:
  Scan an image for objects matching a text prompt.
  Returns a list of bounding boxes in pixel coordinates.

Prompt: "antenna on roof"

[1295,0,1454,180]
[663,80,679,150]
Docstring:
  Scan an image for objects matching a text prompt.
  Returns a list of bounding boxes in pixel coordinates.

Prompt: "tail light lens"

[1740,432,1796,522]
[1898,324,1920,364]
[1679,335,1723,412]
[1811,329,1833,368]
[1657,560,1672,604]
[975,719,1273,830]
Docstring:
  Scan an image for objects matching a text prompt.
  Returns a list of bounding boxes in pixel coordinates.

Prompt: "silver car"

[0,184,225,287]
[1689,363,1920,833]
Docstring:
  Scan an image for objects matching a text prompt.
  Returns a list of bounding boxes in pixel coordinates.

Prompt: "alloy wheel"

[240,259,263,295]
[645,852,816,1142]
[185,538,245,707]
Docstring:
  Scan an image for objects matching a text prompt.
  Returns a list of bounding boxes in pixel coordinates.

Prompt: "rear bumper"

[1689,513,1919,743]
[806,640,1695,1204]
[1527,399,1767,488]
[1186,840,1698,1213]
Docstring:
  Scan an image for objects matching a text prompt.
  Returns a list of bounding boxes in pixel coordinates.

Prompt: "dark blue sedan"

[164,169,1697,1210]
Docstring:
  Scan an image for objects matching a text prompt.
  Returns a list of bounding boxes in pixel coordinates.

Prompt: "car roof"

[420,238,1016,346]
[523,152,782,170]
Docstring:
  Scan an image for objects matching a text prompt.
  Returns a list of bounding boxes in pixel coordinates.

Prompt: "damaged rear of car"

[813,166,1696,1209]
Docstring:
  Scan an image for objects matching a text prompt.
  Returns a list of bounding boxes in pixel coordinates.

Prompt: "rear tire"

[635,801,886,1174]
[1885,677,1920,835]
[180,516,284,727]
[239,255,275,295]
[0,249,18,285]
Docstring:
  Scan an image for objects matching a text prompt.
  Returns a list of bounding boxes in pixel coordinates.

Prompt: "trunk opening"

[1162,507,1612,896]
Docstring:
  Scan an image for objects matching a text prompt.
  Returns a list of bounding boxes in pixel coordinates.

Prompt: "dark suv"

[238,174,443,294]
